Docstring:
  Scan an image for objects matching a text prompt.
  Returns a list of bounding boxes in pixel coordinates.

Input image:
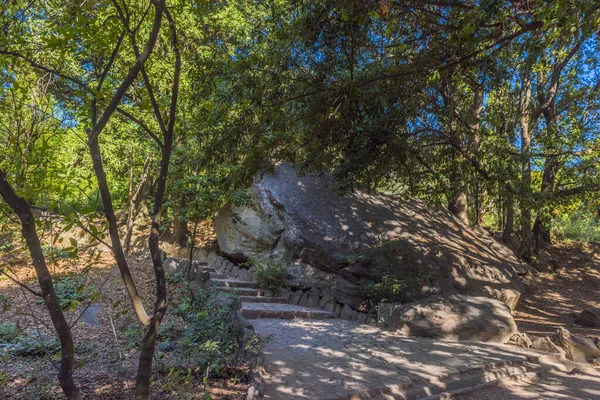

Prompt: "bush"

[173,284,243,380]
[242,255,290,290]
[359,272,434,306]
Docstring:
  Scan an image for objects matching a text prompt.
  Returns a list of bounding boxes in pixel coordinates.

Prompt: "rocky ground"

[455,367,600,399]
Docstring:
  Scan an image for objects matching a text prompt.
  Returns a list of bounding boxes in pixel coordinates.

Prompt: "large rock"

[552,327,600,363]
[387,294,518,342]
[574,307,600,328]
[506,332,533,349]
[531,337,566,356]
[214,162,527,309]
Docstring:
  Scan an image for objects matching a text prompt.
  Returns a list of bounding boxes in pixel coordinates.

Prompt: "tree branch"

[116,107,163,147]
[0,269,43,297]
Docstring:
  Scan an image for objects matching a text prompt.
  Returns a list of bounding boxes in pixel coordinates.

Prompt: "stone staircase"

[165,255,580,400]
[187,259,338,321]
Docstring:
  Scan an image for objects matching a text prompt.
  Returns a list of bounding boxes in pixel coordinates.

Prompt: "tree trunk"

[502,193,514,243]
[469,83,484,226]
[134,7,179,398]
[124,156,152,253]
[171,195,189,247]
[449,187,469,225]
[88,133,151,326]
[135,139,171,400]
[0,169,81,400]
[442,78,470,226]
[519,71,533,259]
[534,154,560,251]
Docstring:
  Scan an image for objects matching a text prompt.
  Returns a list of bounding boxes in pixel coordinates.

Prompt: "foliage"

[1,0,600,396]
[352,239,438,306]
[241,255,290,290]
[0,322,18,343]
[120,323,144,351]
[554,207,600,243]
[9,329,60,358]
[41,244,77,261]
[359,272,435,306]
[175,285,243,376]
[39,272,98,311]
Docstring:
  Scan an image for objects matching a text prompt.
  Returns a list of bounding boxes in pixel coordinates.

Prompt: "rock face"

[214,162,527,309]
[387,294,518,342]
[575,307,600,328]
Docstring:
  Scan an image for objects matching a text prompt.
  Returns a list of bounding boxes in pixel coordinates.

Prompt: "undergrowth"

[240,254,290,290]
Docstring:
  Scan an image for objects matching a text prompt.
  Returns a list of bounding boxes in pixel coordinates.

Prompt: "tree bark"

[534,153,560,251]
[0,169,81,400]
[441,79,470,226]
[449,187,469,225]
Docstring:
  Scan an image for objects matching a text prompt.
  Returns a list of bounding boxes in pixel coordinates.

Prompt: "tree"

[0,169,82,399]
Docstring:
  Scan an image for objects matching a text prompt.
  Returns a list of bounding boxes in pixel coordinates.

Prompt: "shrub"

[554,209,600,243]
[359,271,434,306]
[242,255,290,290]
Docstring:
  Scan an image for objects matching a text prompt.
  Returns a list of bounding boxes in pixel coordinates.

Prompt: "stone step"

[209,272,227,279]
[186,265,216,274]
[210,279,260,288]
[215,287,273,297]
[238,296,288,304]
[241,303,337,320]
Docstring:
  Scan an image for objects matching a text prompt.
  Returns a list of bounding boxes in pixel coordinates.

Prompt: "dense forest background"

[2,1,600,253]
[1,1,600,398]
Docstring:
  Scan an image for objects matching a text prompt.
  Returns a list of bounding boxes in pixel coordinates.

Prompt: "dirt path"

[513,242,600,339]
